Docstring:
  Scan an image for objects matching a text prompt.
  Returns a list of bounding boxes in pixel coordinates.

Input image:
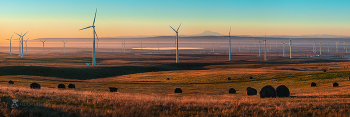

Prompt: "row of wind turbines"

[5,9,349,65]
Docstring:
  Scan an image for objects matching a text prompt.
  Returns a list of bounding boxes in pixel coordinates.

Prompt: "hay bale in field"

[68,84,75,88]
[276,85,290,97]
[311,82,316,87]
[30,83,41,89]
[227,77,231,80]
[246,87,251,91]
[109,87,118,92]
[174,88,182,93]
[247,88,257,95]
[58,84,65,88]
[259,85,276,98]
[333,82,339,87]
[323,70,327,72]
[166,78,170,80]
[8,80,14,84]
[249,76,253,79]
[229,88,236,94]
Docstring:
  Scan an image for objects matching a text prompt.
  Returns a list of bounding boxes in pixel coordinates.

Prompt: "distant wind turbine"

[169,23,181,63]
[264,33,267,61]
[40,40,46,54]
[228,27,231,61]
[239,43,241,52]
[79,8,97,65]
[289,39,292,58]
[347,45,348,53]
[62,40,67,53]
[283,42,285,57]
[5,34,14,55]
[344,42,346,49]
[336,41,338,53]
[259,41,261,57]
[328,43,329,52]
[319,42,322,55]
[141,41,143,50]
[15,31,28,57]
[157,42,159,50]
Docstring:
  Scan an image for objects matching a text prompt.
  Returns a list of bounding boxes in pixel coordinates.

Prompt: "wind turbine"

[5,34,14,55]
[141,41,143,50]
[40,40,46,54]
[259,41,261,57]
[347,45,348,53]
[344,42,346,49]
[283,42,285,57]
[328,43,330,52]
[264,33,267,61]
[228,27,231,61]
[312,42,315,53]
[314,43,317,53]
[336,41,338,53]
[319,42,322,55]
[24,38,29,55]
[80,8,97,65]
[62,40,67,53]
[157,42,159,50]
[15,31,28,57]
[212,42,215,52]
[276,42,277,49]
[169,23,181,63]
[239,43,241,52]
[289,39,292,58]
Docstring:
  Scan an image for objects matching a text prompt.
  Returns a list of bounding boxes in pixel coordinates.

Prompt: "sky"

[1,0,350,42]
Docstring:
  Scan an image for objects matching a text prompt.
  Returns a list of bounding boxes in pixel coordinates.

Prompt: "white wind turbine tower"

[344,42,346,49]
[62,40,67,53]
[80,9,98,65]
[157,42,159,50]
[259,41,261,57]
[5,34,14,55]
[264,34,267,61]
[239,42,241,52]
[336,41,338,53]
[289,39,292,58]
[312,42,315,53]
[319,43,322,55]
[346,45,348,53]
[314,43,316,53]
[328,43,330,52]
[283,41,285,57]
[212,42,215,52]
[169,23,181,63]
[140,41,143,50]
[276,42,277,49]
[15,31,28,57]
[24,38,29,55]
[40,40,46,54]
[228,27,231,61]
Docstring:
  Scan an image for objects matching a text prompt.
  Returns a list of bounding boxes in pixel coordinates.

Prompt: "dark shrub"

[259,85,276,98]
[8,80,14,84]
[58,84,65,88]
[166,78,170,80]
[68,84,75,88]
[109,87,118,92]
[247,88,257,95]
[30,83,41,89]
[227,77,231,80]
[276,85,290,97]
[174,88,182,93]
[333,82,339,87]
[229,88,236,94]
[311,82,316,87]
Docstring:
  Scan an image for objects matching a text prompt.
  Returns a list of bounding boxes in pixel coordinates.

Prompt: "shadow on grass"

[0,96,76,117]
[0,63,216,80]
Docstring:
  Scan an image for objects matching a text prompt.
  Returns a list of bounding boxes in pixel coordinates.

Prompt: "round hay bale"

[311,82,316,87]
[229,88,236,94]
[174,88,182,93]
[247,88,257,95]
[276,85,290,97]
[8,80,14,84]
[227,77,231,80]
[333,82,339,87]
[166,78,170,80]
[109,87,118,92]
[58,84,65,88]
[259,85,276,98]
[249,76,253,79]
[246,87,251,91]
[30,83,41,89]
[68,84,75,88]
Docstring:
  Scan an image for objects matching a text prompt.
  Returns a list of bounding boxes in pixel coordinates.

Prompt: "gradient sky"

[1,0,350,42]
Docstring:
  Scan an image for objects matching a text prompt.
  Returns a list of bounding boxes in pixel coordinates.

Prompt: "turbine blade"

[80,26,93,30]
[22,31,28,36]
[10,34,14,39]
[92,9,97,26]
[14,32,21,37]
[169,26,176,32]
[176,23,181,31]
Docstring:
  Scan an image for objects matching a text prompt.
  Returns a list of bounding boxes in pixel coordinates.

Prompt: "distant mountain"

[192,30,223,36]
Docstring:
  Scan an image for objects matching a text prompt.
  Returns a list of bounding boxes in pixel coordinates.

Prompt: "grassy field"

[1,52,350,116]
